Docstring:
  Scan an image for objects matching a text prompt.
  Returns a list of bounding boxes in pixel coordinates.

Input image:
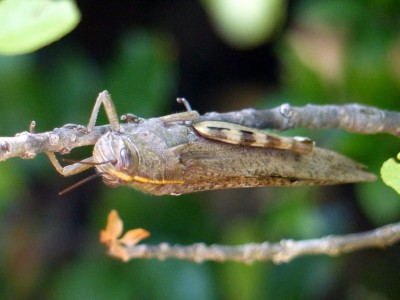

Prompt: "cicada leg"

[176,97,192,111]
[87,90,120,132]
[46,152,95,176]
[158,97,199,124]
[47,90,121,177]
[159,111,200,124]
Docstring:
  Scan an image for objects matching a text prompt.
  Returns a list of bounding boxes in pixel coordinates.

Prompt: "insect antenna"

[58,159,117,195]
[59,172,104,196]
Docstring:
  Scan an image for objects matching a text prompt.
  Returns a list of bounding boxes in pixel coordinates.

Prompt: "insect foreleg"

[46,152,94,176]
[87,90,120,132]
[47,90,120,177]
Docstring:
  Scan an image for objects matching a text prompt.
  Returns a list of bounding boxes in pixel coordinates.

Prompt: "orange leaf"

[120,228,150,246]
[109,241,130,262]
[100,210,150,262]
[100,209,123,244]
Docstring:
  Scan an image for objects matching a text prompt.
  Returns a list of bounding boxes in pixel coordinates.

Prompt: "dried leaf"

[120,229,150,246]
[100,209,123,245]
[109,242,130,262]
[100,210,151,262]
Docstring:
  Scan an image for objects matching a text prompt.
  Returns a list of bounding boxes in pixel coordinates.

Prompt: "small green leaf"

[0,0,80,55]
[381,157,400,195]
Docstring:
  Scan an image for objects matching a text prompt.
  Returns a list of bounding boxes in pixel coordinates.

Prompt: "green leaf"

[0,0,80,55]
[381,157,400,195]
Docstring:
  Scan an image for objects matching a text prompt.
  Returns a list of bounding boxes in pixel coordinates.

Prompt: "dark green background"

[0,1,400,299]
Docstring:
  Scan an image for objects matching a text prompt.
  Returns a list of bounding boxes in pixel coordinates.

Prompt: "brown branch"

[118,222,400,263]
[0,124,110,162]
[1,97,399,263]
[200,103,400,136]
[1,102,399,163]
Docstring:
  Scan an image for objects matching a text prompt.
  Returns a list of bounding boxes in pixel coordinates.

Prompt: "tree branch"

[0,124,110,162]
[2,101,399,263]
[200,103,400,136]
[118,222,400,263]
[1,102,399,164]
[1,103,399,163]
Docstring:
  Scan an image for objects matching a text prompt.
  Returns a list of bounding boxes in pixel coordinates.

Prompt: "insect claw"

[29,121,36,133]
[176,97,192,112]
[120,113,142,123]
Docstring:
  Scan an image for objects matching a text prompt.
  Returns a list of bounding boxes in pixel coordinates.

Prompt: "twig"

[1,102,399,163]
[200,103,400,136]
[2,98,399,263]
[120,222,400,263]
[101,210,400,263]
[0,124,110,162]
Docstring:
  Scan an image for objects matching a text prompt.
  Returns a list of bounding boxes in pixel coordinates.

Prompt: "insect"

[47,90,376,196]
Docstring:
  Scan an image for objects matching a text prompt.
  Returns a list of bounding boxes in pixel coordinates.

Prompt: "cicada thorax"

[92,131,185,193]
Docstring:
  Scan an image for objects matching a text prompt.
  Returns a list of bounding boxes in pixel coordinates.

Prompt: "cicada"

[47,91,375,195]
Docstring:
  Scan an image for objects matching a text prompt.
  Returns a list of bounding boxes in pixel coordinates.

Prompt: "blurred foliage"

[201,0,286,49]
[0,0,400,299]
[0,0,80,55]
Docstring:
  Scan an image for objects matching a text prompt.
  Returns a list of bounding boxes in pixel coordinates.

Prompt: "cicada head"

[93,132,140,187]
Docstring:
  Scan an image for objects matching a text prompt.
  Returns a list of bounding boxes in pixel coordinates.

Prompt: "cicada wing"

[172,140,376,187]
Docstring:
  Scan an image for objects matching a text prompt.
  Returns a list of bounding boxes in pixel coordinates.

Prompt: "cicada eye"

[120,147,135,171]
